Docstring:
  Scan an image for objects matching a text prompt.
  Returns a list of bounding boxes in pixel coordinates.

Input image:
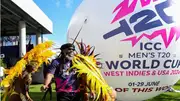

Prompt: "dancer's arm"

[41,59,58,91]
[43,73,53,88]
[26,91,33,101]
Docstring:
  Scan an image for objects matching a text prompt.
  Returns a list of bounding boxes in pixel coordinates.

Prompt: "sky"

[33,0,83,46]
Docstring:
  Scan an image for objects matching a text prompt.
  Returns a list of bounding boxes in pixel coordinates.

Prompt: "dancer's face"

[26,65,36,73]
[62,47,75,61]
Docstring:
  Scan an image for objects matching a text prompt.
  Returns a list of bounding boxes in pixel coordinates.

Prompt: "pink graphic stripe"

[56,78,79,92]
[141,0,151,7]
[111,0,156,24]
[111,0,138,24]
[121,27,180,48]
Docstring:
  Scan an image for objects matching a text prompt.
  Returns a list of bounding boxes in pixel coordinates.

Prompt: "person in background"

[0,66,4,91]
[0,66,4,81]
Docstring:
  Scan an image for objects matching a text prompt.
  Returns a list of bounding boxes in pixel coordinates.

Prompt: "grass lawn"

[146,80,180,101]
[28,80,180,101]
[29,83,56,101]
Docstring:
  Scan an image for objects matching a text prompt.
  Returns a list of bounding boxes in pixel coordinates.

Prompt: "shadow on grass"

[28,81,180,101]
[29,92,180,101]
[174,83,180,87]
[29,92,57,101]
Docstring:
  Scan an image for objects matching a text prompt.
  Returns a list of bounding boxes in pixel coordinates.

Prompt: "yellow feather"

[0,41,55,100]
[70,54,114,101]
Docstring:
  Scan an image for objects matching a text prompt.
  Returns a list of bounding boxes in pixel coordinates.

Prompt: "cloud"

[51,0,60,8]
[52,0,74,8]
[56,0,60,7]
[65,0,73,8]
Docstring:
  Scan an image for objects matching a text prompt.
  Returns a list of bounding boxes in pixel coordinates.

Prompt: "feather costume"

[70,41,116,101]
[0,41,55,101]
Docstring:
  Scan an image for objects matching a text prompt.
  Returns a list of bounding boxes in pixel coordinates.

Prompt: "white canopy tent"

[1,0,53,83]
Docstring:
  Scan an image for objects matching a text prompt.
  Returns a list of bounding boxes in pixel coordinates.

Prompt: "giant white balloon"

[67,0,180,101]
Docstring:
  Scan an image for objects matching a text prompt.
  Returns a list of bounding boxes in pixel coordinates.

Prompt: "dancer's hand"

[41,85,48,92]
[110,87,117,101]
[89,91,96,100]
[25,91,33,101]
[84,91,96,101]
[27,97,33,101]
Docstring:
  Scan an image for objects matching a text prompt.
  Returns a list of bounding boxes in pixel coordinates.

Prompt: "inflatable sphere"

[67,0,180,101]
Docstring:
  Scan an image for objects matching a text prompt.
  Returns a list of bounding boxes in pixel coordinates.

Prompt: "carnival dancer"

[8,64,35,101]
[41,43,82,101]
[42,41,117,101]
[0,41,55,101]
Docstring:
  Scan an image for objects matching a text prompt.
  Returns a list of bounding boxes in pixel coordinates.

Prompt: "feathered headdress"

[68,18,115,100]
[0,41,55,101]
[70,41,115,101]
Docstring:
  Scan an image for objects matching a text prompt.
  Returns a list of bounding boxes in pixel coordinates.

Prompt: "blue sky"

[33,0,83,46]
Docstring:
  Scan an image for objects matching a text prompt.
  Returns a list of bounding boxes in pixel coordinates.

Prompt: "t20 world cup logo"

[103,0,180,49]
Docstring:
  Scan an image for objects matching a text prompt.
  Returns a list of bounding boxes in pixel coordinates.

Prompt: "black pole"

[72,18,88,45]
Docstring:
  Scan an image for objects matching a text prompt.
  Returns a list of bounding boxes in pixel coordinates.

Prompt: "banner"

[68,0,180,101]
